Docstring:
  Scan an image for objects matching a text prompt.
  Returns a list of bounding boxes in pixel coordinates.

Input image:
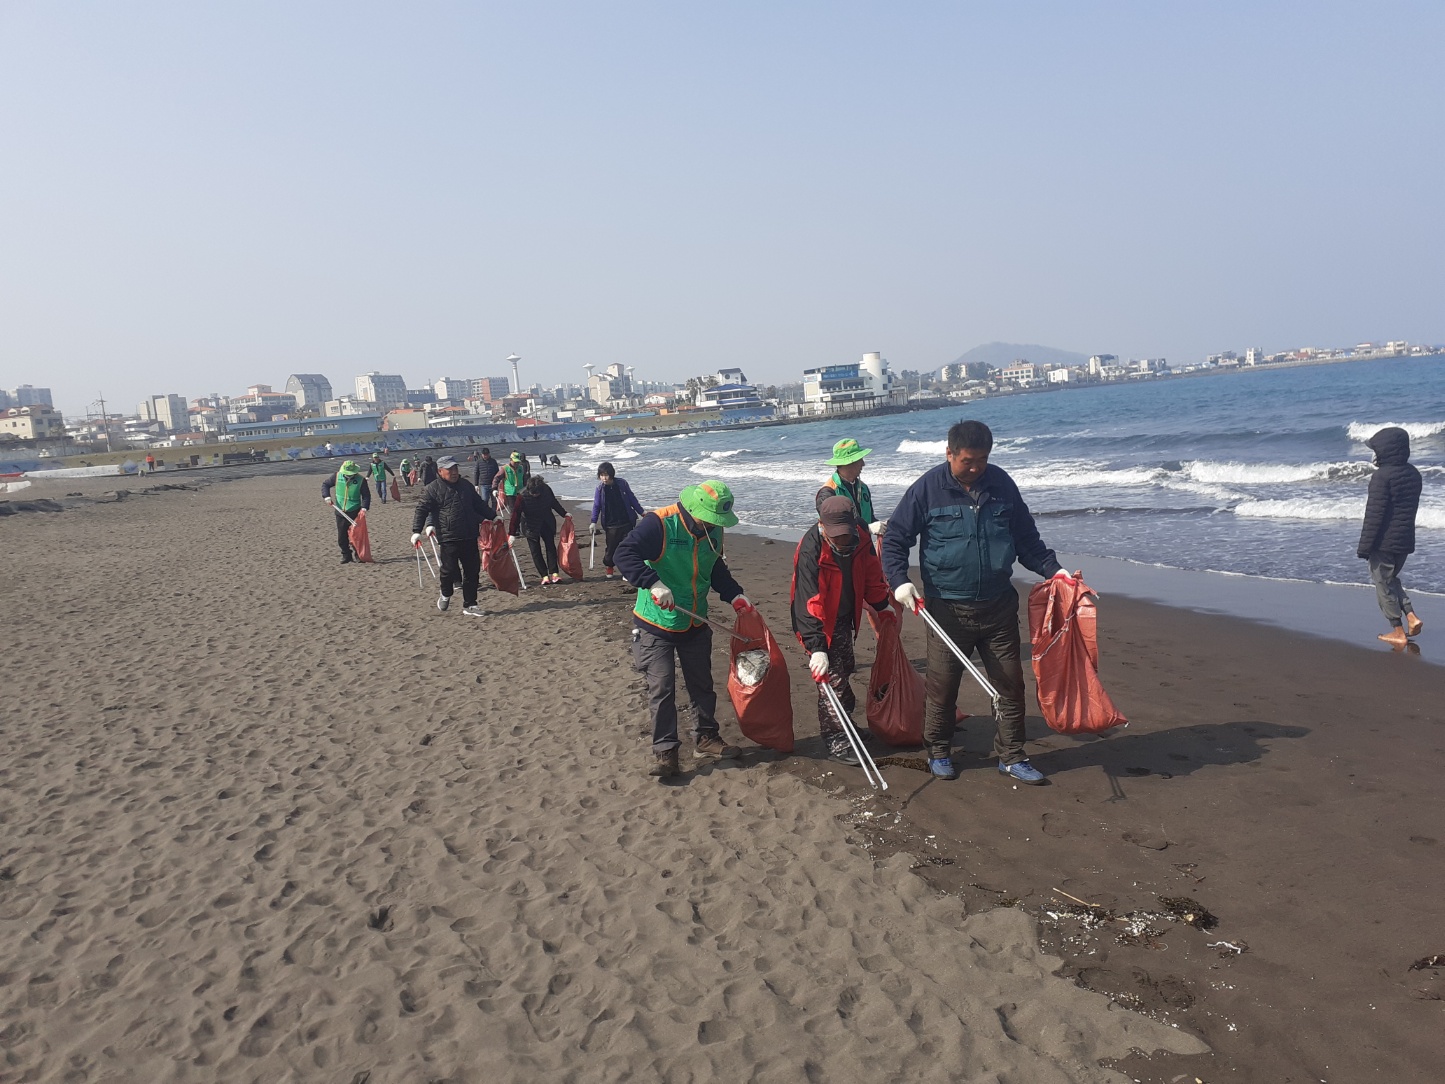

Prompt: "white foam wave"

[896,439,944,455]
[568,442,639,460]
[1231,497,1364,522]
[702,448,746,458]
[1179,460,1372,485]
[1008,465,1164,489]
[1346,420,1445,442]
[687,461,811,483]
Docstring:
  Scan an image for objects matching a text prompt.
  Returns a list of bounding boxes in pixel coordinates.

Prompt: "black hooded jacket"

[412,476,494,543]
[1357,427,1422,558]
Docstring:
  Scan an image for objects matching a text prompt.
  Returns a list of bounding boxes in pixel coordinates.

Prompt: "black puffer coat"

[412,477,494,543]
[1357,427,1422,558]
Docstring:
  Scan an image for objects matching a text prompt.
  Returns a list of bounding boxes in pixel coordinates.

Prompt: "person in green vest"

[494,450,531,515]
[368,452,396,504]
[816,437,886,540]
[321,460,372,563]
[399,456,413,486]
[614,480,755,779]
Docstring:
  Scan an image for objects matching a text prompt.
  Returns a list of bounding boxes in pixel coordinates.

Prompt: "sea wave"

[1346,420,1445,442]
[568,443,639,460]
[1178,459,1373,485]
[701,448,746,458]
[1231,497,1445,529]
[896,439,944,455]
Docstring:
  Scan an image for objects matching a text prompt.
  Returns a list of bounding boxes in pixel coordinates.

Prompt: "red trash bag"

[727,607,794,753]
[348,509,373,563]
[558,517,584,581]
[480,521,521,595]
[389,478,401,502]
[864,607,925,746]
[1028,576,1127,734]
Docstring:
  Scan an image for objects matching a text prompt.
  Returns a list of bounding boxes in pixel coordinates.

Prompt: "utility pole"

[91,394,112,453]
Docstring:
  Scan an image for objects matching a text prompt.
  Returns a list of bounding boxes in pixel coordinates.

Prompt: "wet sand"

[0,474,1203,1083]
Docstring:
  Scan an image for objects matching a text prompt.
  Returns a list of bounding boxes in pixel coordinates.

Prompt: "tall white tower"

[506,354,521,396]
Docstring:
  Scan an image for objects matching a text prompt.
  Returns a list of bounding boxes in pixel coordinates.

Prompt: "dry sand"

[0,474,1203,1083]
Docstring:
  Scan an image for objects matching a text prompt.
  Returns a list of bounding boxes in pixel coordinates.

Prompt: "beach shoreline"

[0,475,1440,1082]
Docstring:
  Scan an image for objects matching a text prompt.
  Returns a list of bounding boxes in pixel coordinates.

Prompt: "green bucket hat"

[338,460,361,475]
[826,438,871,466]
[679,479,738,528]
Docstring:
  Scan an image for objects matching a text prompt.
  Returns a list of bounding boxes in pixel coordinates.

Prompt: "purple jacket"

[591,477,646,528]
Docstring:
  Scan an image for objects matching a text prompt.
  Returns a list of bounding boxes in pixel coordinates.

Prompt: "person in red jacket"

[791,495,891,764]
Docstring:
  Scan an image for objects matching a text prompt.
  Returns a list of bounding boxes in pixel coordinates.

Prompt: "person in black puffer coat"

[1357,426,1423,645]
[509,474,572,585]
[411,456,494,616]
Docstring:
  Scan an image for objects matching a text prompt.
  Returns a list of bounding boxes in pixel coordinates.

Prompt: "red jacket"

[790,524,891,652]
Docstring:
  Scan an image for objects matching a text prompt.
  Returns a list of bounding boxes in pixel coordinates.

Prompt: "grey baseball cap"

[436,455,458,470]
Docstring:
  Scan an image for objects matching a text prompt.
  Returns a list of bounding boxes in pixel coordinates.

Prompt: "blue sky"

[2,2,1442,416]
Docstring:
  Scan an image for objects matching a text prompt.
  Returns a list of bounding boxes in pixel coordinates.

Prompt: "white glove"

[324,496,333,504]
[809,651,830,679]
[563,512,572,518]
[425,525,437,538]
[507,535,516,545]
[1053,568,1079,582]
[894,582,922,612]
[589,522,598,535]
[411,532,423,546]
[650,583,675,611]
[869,519,886,537]
[731,595,755,615]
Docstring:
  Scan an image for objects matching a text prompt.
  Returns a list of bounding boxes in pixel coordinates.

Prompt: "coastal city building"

[138,394,190,432]
[0,405,66,441]
[999,361,1045,386]
[354,372,408,411]
[801,352,904,414]
[284,374,334,411]
[694,368,765,410]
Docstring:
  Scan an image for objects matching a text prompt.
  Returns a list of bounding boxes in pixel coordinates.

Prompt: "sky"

[2,2,1442,418]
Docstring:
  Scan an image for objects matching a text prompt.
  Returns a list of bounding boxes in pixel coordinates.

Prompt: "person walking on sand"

[817,438,886,541]
[410,455,494,617]
[472,447,500,512]
[881,420,1075,784]
[399,456,413,486]
[590,461,646,580]
[1358,426,1424,646]
[615,481,754,779]
[509,474,571,585]
[792,496,893,765]
[322,460,371,564]
[494,450,530,514]
[368,452,396,504]
[420,455,438,486]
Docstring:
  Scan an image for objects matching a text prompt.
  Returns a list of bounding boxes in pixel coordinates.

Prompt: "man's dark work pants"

[439,540,481,607]
[922,588,1028,764]
[635,626,721,754]
[335,511,354,559]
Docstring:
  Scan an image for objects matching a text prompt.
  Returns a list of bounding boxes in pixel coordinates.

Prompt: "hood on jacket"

[1367,426,1411,466]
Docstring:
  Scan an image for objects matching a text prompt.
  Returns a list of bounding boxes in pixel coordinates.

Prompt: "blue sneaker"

[998,759,1047,785]
[928,757,958,780]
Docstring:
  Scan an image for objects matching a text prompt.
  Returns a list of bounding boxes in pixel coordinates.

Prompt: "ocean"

[551,354,1445,596]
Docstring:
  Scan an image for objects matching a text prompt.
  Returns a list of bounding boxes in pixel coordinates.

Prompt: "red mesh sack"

[389,478,401,502]
[727,607,794,753]
[558,517,584,581]
[1028,576,1127,734]
[348,509,373,563]
[864,607,925,746]
[480,520,522,595]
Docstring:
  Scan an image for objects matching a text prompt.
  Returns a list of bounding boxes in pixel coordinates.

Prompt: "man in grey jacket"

[1358,426,1424,646]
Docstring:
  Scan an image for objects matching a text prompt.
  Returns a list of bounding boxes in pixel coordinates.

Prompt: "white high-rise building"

[355,372,408,410]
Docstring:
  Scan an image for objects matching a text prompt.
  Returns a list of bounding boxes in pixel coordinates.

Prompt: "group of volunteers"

[323,417,1428,784]
[617,421,1076,783]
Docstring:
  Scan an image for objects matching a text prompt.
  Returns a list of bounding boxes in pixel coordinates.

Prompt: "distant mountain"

[945,342,1090,371]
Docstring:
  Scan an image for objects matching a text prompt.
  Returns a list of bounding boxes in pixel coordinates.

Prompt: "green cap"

[339,460,361,475]
[826,438,871,466]
[679,479,738,528]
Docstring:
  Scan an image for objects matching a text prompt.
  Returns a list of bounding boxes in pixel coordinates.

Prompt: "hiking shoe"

[998,759,1047,785]
[461,605,484,618]
[436,595,450,612]
[649,749,680,778]
[694,735,739,760]
[929,757,958,780]
[605,566,617,579]
[828,737,861,766]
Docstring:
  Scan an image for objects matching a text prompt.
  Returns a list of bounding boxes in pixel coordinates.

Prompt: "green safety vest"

[825,472,874,524]
[370,460,386,481]
[503,463,526,496]
[633,505,722,633]
[334,472,364,515]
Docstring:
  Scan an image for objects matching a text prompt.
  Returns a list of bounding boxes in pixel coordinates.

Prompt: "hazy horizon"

[3,3,1442,418]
